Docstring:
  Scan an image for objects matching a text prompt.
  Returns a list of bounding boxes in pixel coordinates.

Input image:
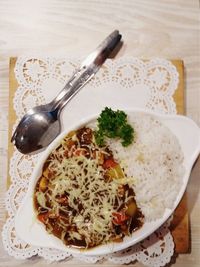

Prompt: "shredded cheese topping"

[34,128,142,248]
[48,154,121,245]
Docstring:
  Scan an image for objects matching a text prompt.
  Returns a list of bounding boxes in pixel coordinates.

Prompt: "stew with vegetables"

[34,127,143,249]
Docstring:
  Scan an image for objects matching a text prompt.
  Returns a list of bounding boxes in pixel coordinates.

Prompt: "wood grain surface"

[0,1,199,267]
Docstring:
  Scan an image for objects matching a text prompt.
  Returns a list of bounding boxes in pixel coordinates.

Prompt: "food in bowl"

[33,108,185,249]
[34,126,144,249]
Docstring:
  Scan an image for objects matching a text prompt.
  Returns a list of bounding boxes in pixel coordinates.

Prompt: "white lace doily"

[2,57,179,266]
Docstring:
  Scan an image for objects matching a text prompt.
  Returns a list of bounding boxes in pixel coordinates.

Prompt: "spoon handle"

[51,30,121,112]
[51,63,98,112]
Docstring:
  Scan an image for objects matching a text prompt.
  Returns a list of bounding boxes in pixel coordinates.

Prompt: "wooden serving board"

[7,58,189,254]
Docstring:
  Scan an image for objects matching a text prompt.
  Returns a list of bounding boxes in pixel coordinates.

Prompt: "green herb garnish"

[95,107,134,147]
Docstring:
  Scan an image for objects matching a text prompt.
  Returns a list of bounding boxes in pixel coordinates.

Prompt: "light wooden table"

[0,1,199,266]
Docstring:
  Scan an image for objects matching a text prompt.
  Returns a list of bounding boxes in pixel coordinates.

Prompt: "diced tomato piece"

[56,196,68,205]
[74,148,86,156]
[66,139,75,149]
[38,212,49,224]
[103,158,118,169]
[112,211,129,225]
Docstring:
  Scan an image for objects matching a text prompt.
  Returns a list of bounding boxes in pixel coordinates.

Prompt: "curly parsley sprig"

[95,107,134,147]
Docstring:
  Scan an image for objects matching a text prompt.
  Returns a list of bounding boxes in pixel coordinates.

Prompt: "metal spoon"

[11,30,122,154]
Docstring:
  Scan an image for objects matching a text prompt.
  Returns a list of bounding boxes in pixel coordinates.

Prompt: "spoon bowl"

[11,104,61,154]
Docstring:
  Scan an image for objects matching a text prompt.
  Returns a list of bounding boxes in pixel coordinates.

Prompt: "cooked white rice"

[104,113,184,221]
